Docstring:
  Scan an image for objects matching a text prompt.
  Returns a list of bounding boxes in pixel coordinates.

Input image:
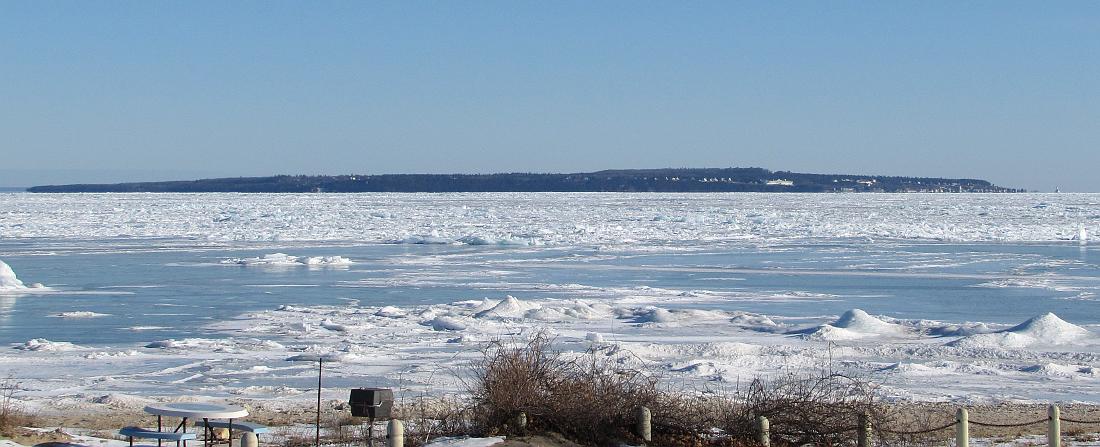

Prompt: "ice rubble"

[3,193,1099,244]
[221,253,353,266]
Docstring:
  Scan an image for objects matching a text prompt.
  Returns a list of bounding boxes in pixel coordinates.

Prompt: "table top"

[144,402,249,419]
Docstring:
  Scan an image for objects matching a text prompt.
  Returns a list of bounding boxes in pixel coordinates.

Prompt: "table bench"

[194,420,270,434]
[120,426,197,447]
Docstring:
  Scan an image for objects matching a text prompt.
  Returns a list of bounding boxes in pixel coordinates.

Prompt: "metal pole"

[316,358,322,447]
[368,417,375,447]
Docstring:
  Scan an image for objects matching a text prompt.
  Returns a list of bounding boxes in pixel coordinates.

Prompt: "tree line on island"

[26,168,1022,193]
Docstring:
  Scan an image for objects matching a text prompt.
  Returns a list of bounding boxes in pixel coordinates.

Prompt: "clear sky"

[2,2,1097,191]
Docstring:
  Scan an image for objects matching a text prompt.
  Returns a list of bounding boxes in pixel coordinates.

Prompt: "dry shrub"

[392,395,477,447]
[732,373,878,446]
[0,377,35,436]
[468,332,661,445]
[467,332,885,446]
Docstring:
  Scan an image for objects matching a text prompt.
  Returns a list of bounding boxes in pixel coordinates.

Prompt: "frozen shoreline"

[6,291,1100,418]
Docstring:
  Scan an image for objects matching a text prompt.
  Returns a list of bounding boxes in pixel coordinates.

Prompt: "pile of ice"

[799,309,911,341]
[221,253,353,266]
[0,260,24,290]
[473,295,540,318]
[948,313,1094,349]
[0,259,45,292]
[15,338,81,351]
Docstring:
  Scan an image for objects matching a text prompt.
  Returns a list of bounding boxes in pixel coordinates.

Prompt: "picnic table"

[142,402,250,447]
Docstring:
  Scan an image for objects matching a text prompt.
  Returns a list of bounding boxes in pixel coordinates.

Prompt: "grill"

[349,388,394,420]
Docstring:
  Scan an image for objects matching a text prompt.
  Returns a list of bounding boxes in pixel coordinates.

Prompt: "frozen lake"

[0,192,1099,410]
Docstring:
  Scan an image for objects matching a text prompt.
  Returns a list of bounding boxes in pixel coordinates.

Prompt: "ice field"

[0,192,1099,413]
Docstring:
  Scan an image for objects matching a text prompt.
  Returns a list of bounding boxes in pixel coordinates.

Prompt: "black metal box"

[349,388,394,419]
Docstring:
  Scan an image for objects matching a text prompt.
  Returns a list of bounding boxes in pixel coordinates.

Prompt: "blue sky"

[2,2,1097,191]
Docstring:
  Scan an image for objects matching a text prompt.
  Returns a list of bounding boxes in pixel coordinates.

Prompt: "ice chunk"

[320,319,349,332]
[16,338,80,351]
[374,306,406,318]
[0,259,26,290]
[429,316,468,331]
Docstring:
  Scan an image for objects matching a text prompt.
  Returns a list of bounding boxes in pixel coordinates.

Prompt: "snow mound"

[834,309,907,334]
[429,316,468,331]
[800,309,909,340]
[16,338,81,351]
[948,313,1093,349]
[730,313,783,332]
[474,296,539,319]
[801,324,868,341]
[222,253,353,266]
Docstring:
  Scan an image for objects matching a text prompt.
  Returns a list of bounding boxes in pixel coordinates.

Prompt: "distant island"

[26,168,1021,193]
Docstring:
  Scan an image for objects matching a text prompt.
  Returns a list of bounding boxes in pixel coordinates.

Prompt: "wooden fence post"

[956,408,968,447]
[635,406,651,443]
[1048,405,1060,447]
[857,412,871,447]
[755,416,769,447]
[240,433,258,447]
[386,419,404,447]
[514,412,527,433]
